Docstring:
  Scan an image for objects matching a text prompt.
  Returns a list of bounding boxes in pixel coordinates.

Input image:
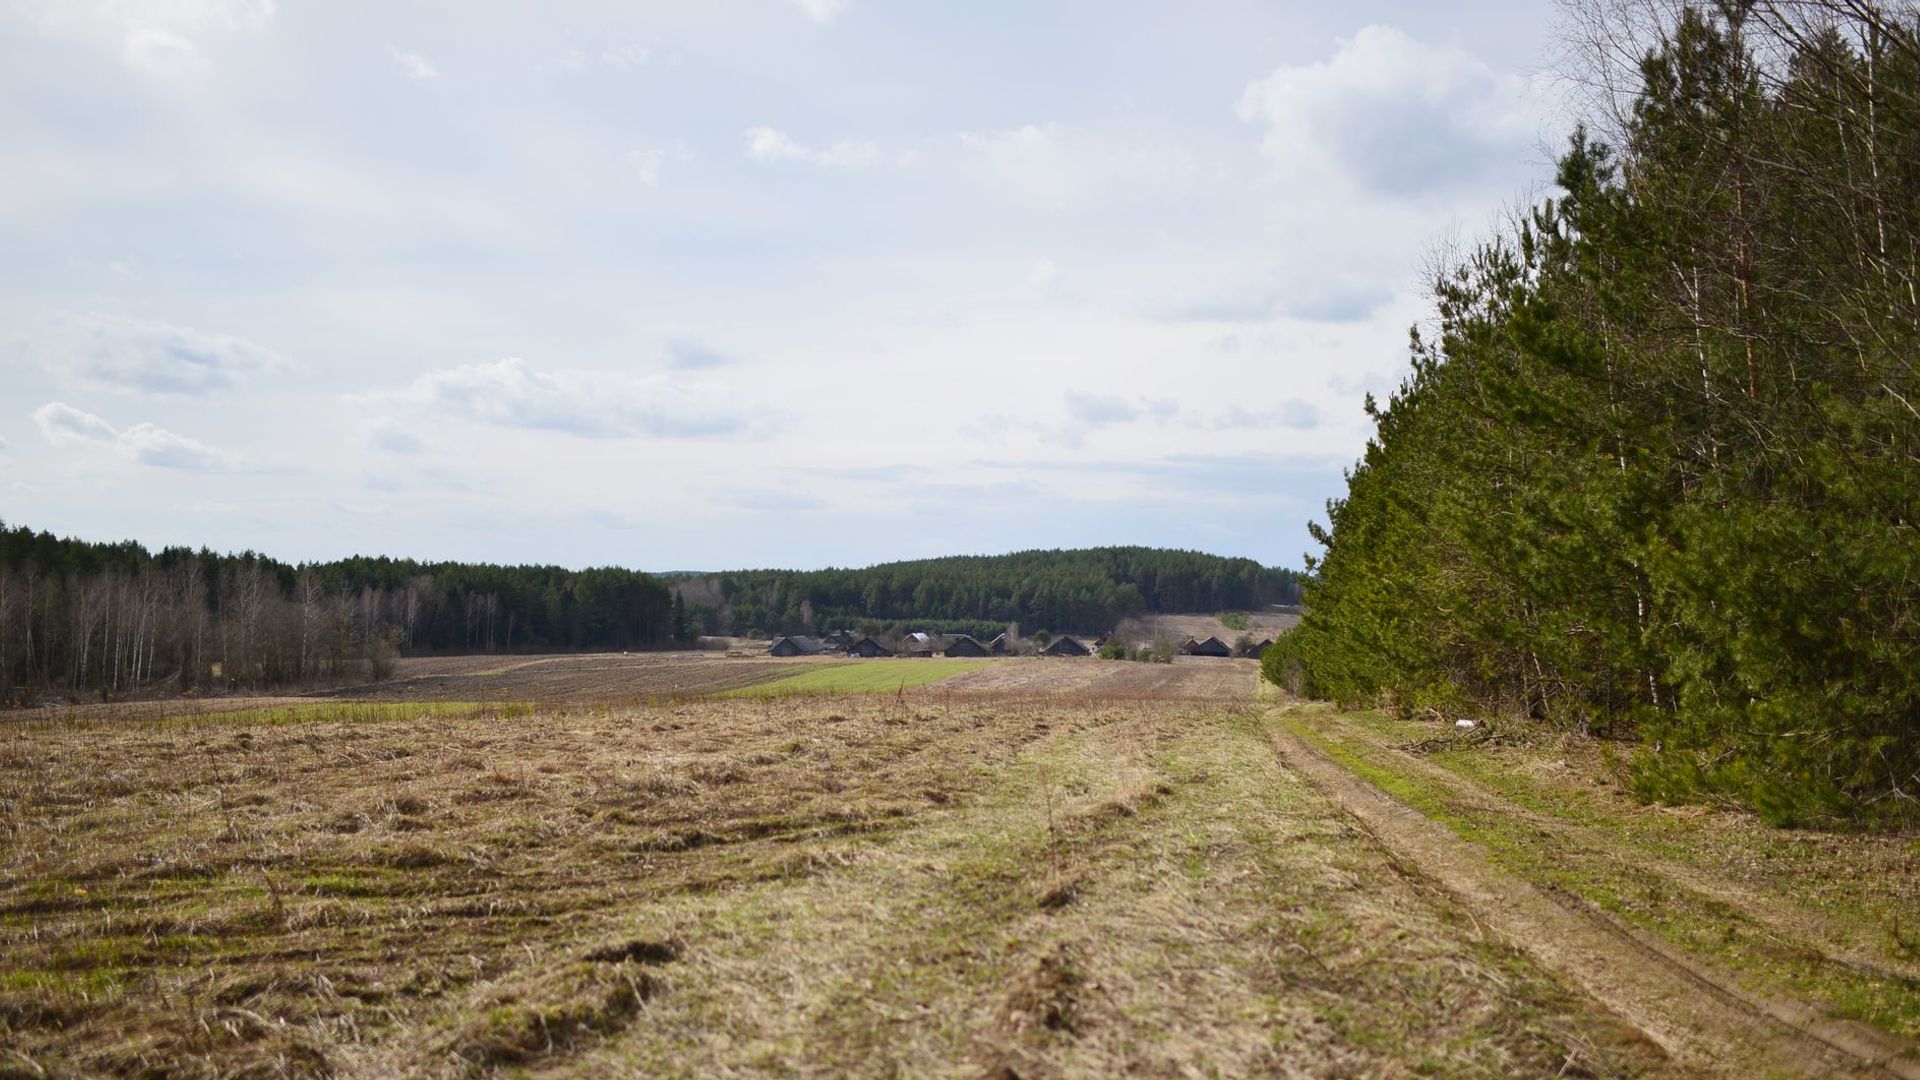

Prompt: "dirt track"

[1269,708,1920,1079]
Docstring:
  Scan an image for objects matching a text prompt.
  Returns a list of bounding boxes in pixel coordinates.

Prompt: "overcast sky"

[0,0,1571,572]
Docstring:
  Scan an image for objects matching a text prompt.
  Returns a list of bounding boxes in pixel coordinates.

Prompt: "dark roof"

[1189,635,1232,657]
[943,635,991,657]
[769,635,824,656]
[1041,635,1089,656]
[849,636,893,657]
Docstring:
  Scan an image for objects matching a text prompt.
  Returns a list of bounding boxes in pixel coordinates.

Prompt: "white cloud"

[626,144,691,187]
[743,127,879,169]
[665,338,733,370]
[13,0,276,74]
[790,0,850,24]
[1065,391,1142,427]
[0,434,10,452]
[378,358,765,439]
[32,402,118,446]
[745,126,807,162]
[1213,401,1322,431]
[365,418,424,455]
[812,140,881,169]
[388,45,440,80]
[947,124,1208,211]
[33,313,287,395]
[1237,24,1554,198]
[117,422,231,469]
[124,26,203,74]
[32,402,234,469]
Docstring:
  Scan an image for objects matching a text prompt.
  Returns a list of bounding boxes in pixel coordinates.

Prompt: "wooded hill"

[671,547,1302,643]
[0,525,1295,701]
[1268,1,1920,825]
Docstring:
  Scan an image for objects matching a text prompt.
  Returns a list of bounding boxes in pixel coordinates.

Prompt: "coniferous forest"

[1268,2,1920,825]
[673,548,1300,643]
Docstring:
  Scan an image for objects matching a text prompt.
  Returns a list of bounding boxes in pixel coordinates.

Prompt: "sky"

[0,0,1573,572]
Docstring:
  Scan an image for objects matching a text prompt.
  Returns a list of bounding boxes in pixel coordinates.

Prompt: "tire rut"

[1323,712,1920,992]
[1267,710,1920,1079]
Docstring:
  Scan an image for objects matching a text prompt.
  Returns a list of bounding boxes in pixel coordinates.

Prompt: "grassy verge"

[1279,707,1920,1040]
[717,660,991,697]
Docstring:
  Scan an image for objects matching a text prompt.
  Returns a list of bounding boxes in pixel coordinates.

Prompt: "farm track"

[1319,714,1920,998]
[1268,709,1920,1078]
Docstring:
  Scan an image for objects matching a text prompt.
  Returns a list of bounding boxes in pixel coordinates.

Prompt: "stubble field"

[4,653,1916,1077]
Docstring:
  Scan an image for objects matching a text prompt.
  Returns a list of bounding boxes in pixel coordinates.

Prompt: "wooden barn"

[769,636,824,657]
[848,637,892,658]
[943,634,991,658]
[1188,635,1232,658]
[1250,638,1274,658]
[988,633,1012,654]
[1177,637,1201,655]
[821,630,857,652]
[1041,635,1089,657]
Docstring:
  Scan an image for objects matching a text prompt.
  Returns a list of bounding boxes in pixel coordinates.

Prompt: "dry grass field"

[4,654,1916,1077]
[332,652,820,703]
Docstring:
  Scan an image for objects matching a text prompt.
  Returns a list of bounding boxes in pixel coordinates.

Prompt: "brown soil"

[327,651,818,701]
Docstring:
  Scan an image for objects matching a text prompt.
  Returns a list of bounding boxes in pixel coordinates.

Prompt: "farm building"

[1250,638,1274,658]
[1041,635,1089,657]
[943,635,991,658]
[848,637,892,658]
[821,630,857,651]
[988,633,1012,654]
[1188,636,1232,658]
[1176,637,1201,655]
[769,636,824,657]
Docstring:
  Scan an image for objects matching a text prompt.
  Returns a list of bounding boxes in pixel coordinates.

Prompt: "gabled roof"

[769,635,824,655]
[943,634,991,656]
[1189,635,1232,656]
[1041,635,1089,656]
[849,636,893,656]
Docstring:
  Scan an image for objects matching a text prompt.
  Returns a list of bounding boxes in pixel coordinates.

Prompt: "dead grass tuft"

[584,938,681,966]
[1003,944,1085,1035]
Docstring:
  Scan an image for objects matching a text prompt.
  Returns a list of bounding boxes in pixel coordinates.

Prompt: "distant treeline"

[0,526,1295,702]
[1270,2,1920,825]
[0,523,675,701]
[672,547,1301,639]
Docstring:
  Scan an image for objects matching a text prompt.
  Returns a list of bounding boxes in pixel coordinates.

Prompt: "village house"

[943,634,991,657]
[769,636,825,657]
[1041,635,1089,657]
[1188,635,1232,658]
[849,636,892,658]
